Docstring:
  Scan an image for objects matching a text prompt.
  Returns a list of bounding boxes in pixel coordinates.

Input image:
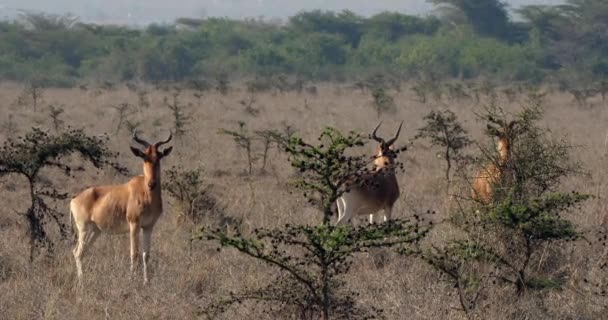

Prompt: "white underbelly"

[340,194,382,216]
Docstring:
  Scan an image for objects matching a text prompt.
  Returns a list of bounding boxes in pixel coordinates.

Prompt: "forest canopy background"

[0,0,605,87]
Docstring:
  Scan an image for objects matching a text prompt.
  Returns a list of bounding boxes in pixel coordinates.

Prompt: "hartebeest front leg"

[129,221,140,278]
[142,226,153,284]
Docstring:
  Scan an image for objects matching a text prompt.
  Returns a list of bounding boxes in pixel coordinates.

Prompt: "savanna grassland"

[0,80,608,320]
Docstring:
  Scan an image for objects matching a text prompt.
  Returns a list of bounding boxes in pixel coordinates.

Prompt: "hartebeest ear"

[130,147,146,158]
[160,146,173,158]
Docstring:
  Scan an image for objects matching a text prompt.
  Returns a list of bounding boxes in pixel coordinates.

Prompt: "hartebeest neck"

[497,138,510,166]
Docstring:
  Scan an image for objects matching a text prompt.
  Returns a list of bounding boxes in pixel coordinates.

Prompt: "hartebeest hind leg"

[73,222,100,285]
[142,226,153,284]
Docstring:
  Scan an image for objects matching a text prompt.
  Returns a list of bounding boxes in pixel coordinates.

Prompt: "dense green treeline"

[1,0,607,86]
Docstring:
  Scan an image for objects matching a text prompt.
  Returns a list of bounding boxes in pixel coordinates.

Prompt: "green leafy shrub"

[421,104,589,317]
[0,128,127,260]
[198,126,429,319]
[416,110,472,190]
[163,166,234,227]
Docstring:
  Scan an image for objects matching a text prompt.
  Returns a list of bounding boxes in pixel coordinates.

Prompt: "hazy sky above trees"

[0,0,563,25]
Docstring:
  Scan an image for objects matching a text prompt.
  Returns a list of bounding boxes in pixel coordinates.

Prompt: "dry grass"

[0,81,607,319]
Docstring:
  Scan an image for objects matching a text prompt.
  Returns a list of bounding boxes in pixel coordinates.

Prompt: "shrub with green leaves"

[415,109,472,190]
[197,126,430,320]
[421,104,589,317]
[15,80,44,111]
[201,220,428,319]
[371,86,396,117]
[218,122,258,176]
[47,104,65,132]
[0,128,127,260]
[162,165,234,227]
[218,122,292,176]
[283,127,368,223]
[164,89,191,138]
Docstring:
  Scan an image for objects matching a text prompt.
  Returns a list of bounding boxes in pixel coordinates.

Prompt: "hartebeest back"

[471,119,517,204]
[70,132,173,285]
[336,121,403,225]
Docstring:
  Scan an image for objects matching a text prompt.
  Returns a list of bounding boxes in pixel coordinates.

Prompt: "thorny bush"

[415,109,472,190]
[0,127,127,261]
[197,126,430,320]
[420,102,589,318]
[162,165,235,228]
[199,220,429,320]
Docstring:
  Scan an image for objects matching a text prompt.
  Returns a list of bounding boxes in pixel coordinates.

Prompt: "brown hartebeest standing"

[70,132,173,285]
[336,121,403,225]
[472,119,518,204]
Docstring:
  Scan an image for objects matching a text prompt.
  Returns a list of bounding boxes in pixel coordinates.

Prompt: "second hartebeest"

[336,121,403,225]
[70,132,173,285]
[471,119,518,204]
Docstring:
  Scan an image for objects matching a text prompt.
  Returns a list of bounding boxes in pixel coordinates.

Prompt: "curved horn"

[370,122,385,143]
[386,121,403,146]
[155,131,173,148]
[133,132,150,148]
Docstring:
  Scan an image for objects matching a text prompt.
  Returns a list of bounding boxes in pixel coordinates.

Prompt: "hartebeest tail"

[336,121,403,225]
[471,119,518,205]
[70,132,173,285]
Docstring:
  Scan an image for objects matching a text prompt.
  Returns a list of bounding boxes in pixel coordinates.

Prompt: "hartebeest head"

[471,118,520,204]
[370,121,404,170]
[486,118,518,165]
[130,132,173,190]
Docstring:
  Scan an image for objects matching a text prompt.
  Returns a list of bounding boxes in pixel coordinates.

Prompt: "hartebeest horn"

[370,122,385,143]
[386,121,403,146]
[155,131,173,148]
[133,132,150,148]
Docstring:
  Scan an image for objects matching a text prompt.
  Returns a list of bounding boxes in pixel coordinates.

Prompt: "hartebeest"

[336,121,403,225]
[471,119,517,204]
[70,132,173,285]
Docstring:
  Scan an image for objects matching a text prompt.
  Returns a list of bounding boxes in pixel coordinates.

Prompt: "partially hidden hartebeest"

[471,119,518,205]
[336,121,403,225]
[70,132,173,285]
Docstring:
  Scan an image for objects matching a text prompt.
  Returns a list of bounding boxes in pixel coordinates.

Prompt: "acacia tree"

[197,127,430,320]
[415,109,472,190]
[0,128,127,261]
[420,105,588,317]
